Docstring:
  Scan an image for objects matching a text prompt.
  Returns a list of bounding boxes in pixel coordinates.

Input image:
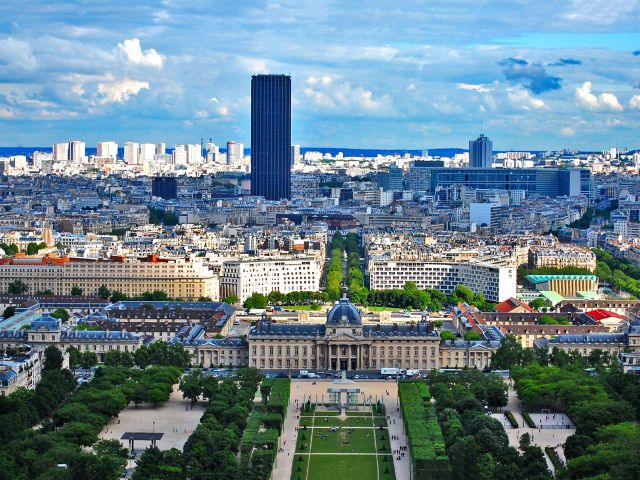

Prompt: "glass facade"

[429,167,591,199]
[251,74,291,200]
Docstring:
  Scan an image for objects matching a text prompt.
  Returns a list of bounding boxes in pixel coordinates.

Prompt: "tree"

[179,370,203,408]
[221,294,238,305]
[464,331,483,341]
[80,351,98,369]
[8,279,28,295]
[440,330,456,341]
[260,384,272,406]
[70,285,83,296]
[51,308,70,323]
[43,345,63,370]
[110,290,128,302]
[243,292,268,309]
[97,285,111,300]
[2,306,15,319]
[490,335,527,370]
[67,346,82,369]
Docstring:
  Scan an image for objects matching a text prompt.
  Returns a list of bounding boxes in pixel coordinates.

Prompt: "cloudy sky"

[1,0,640,150]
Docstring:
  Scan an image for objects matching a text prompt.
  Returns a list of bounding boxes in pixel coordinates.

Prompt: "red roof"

[585,309,626,322]
[495,297,536,313]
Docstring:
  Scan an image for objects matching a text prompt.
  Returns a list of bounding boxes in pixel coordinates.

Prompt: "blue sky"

[0,0,639,150]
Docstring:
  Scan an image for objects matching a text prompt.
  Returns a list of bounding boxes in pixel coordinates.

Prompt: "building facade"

[219,257,321,302]
[469,134,492,168]
[0,254,219,300]
[251,74,292,200]
[248,298,441,371]
[368,259,516,302]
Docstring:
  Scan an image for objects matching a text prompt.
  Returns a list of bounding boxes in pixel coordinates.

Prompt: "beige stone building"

[246,298,496,372]
[0,254,218,300]
[528,247,596,271]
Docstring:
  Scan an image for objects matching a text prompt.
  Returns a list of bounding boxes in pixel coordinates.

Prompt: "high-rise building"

[151,177,178,200]
[139,143,156,162]
[226,141,244,166]
[469,134,493,168]
[53,143,69,161]
[377,164,404,192]
[251,74,291,200]
[68,141,85,163]
[156,143,166,155]
[291,144,301,167]
[206,143,221,163]
[96,141,118,160]
[124,142,140,164]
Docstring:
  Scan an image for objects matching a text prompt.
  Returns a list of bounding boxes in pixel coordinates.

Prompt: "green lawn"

[293,407,395,479]
[378,456,395,480]
[308,428,376,454]
[366,306,405,312]
[307,455,379,480]
[282,305,324,311]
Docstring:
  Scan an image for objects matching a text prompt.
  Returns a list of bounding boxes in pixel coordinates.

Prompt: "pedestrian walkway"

[500,380,574,475]
[383,391,411,480]
[271,394,301,480]
[270,379,412,480]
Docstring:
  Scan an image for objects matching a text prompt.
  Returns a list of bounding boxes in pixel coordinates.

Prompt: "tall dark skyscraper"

[469,134,493,168]
[251,74,291,200]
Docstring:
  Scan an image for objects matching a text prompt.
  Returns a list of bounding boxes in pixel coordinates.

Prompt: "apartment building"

[0,350,42,395]
[219,257,321,302]
[367,258,516,302]
[528,247,596,270]
[0,314,144,362]
[0,254,219,300]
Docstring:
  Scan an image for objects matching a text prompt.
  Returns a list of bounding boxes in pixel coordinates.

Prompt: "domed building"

[248,296,441,372]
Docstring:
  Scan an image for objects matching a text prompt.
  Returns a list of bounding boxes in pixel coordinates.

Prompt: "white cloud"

[183,120,194,128]
[457,83,493,93]
[97,78,149,104]
[118,38,164,69]
[507,88,546,110]
[303,76,393,115]
[561,127,575,136]
[575,81,623,112]
[0,107,14,118]
[0,37,37,70]
[195,110,209,118]
[407,84,416,91]
[630,95,640,110]
[236,57,269,73]
[359,46,398,61]
[217,105,230,116]
[210,97,220,104]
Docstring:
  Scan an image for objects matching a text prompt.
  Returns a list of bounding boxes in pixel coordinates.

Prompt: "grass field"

[365,306,405,312]
[292,407,394,480]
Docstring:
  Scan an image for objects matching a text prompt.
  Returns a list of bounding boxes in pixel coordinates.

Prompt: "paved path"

[270,379,413,480]
[500,380,574,475]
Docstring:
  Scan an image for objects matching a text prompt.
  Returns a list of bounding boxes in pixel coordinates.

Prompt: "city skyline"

[0,1,639,150]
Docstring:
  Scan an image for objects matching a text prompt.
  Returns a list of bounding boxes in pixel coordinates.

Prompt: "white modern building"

[139,143,156,162]
[368,258,516,302]
[96,141,118,160]
[226,141,244,166]
[124,142,140,164]
[68,140,86,163]
[219,257,322,302]
[53,143,69,161]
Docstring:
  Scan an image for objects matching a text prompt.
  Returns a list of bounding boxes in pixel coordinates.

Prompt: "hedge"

[399,382,451,480]
[240,378,291,480]
[545,447,564,471]
[522,411,536,428]
[504,410,519,428]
